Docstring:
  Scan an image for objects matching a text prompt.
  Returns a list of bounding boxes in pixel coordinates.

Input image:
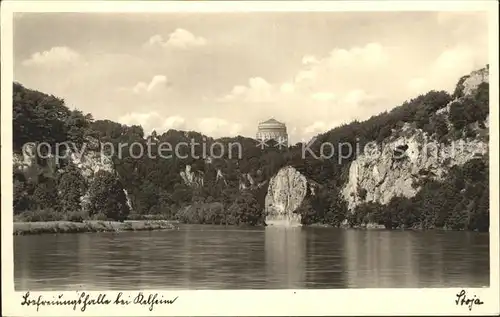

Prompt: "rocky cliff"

[13,141,114,182]
[342,67,489,212]
[341,124,488,210]
[264,166,308,226]
[456,65,489,97]
[13,139,132,212]
[180,165,204,187]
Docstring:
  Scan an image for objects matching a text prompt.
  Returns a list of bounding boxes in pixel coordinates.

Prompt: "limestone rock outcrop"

[342,66,489,211]
[265,166,308,227]
[215,169,228,186]
[13,140,114,183]
[239,173,253,190]
[68,151,114,180]
[461,66,489,96]
[13,144,57,183]
[341,124,488,211]
[13,138,130,212]
[180,165,204,187]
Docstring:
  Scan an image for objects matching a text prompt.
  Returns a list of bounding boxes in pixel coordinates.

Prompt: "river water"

[14,225,489,290]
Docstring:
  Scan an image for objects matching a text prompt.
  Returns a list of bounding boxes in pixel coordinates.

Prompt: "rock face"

[341,124,488,211]
[13,139,130,212]
[438,66,490,117]
[342,66,489,212]
[461,66,489,96]
[265,166,307,227]
[239,172,267,190]
[215,169,228,186]
[68,151,114,179]
[13,142,114,183]
[13,144,57,183]
[180,165,204,187]
[239,173,255,190]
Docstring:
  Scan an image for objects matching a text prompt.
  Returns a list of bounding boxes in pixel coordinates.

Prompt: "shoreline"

[13,220,177,235]
[13,220,485,235]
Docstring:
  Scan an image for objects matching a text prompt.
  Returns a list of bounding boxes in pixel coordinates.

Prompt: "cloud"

[132,75,169,94]
[301,120,343,142]
[221,42,389,102]
[407,78,427,93]
[22,46,81,67]
[302,55,319,65]
[409,45,487,95]
[304,121,329,135]
[344,89,369,105]
[329,42,386,66]
[117,111,186,134]
[215,42,414,141]
[434,46,476,71]
[311,92,336,102]
[147,34,165,46]
[280,82,295,94]
[214,35,489,142]
[162,116,186,130]
[197,118,242,138]
[219,77,274,102]
[294,69,317,84]
[219,44,388,98]
[145,29,207,49]
[117,113,242,138]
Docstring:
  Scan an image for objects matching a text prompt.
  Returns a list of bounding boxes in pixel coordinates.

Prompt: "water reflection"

[265,227,306,288]
[303,228,346,288]
[343,230,489,288]
[14,225,489,290]
[343,230,418,287]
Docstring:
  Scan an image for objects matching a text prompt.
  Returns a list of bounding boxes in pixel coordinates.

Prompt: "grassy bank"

[13,220,177,235]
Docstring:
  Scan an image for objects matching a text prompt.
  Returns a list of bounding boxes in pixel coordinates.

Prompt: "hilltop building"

[256,118,288,147]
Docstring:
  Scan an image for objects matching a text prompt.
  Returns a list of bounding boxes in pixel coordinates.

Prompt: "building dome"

[258,118,287,132]
[256,118,288,146]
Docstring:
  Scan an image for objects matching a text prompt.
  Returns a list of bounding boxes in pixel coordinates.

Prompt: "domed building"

[256,118,288,146]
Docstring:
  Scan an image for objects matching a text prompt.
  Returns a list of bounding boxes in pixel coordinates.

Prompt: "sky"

[13,11,489,144]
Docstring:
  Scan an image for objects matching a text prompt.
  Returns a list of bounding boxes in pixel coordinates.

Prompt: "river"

[14,225,489,290]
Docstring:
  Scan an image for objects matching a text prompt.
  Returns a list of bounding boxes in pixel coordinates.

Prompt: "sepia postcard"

[1,1,499,316]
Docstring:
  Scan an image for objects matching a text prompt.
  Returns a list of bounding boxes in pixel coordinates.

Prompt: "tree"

[348,204,369,227]
[13,83,71,151]
[65,110,92,147]
[326,191,348,227]
[296,199,316,225]
[32,179,59,210]
[453,75,470,98]
[13,177,33,213]
[446,201,469,230]
[227,191,263,226]
[433,114,449,141]
[415,107,429,129]
[58,167,87,212]
[470,190,489,231]
[88,170,130,221]
[449,100,468,130]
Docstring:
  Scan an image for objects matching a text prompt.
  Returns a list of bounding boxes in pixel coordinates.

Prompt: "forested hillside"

[12,65,490,231]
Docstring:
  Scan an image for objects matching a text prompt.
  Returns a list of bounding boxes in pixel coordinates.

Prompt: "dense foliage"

[11,68,490,230]
[87,170,130,221]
